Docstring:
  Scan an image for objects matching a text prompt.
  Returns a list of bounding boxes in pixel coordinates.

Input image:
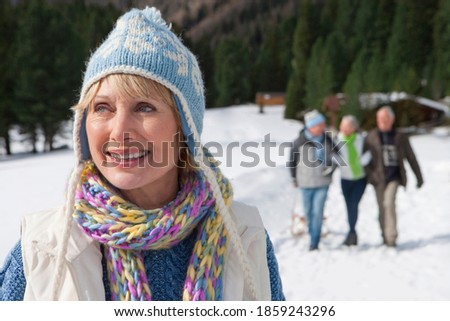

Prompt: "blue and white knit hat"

[304,109,325,128]
[77,7,204,159]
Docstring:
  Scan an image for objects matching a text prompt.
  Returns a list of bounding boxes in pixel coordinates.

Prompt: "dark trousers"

[341,177,367,234]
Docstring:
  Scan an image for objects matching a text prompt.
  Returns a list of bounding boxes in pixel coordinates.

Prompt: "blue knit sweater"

[0,232,284,301]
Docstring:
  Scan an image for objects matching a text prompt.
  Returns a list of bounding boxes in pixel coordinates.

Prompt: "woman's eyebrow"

[93,95,109,100]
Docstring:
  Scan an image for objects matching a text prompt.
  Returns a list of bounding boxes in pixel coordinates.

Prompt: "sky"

[1,104,449,300]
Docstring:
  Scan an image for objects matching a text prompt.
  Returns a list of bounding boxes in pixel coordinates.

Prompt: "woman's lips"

[105,149,151,168]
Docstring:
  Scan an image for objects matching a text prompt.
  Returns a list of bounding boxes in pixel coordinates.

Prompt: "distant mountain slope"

[41,0,298,44]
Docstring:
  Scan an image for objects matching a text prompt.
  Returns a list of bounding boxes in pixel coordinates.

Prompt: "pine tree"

[304,37,336,110]
[41,4,84,151]
[365,48,387,92]
[350,0,378,57]
[385,0,438,95]
[214,37,252,107]
[343,48,370,121]
[255,17,296,93]
[13,0,83,152]
[285,0,319,119]
[0,1,17,155]
[318,0,338,38]
[13,0,47,152]
[328,0,360,89]
[342,0,383,122]
[82,3,121,55]
[365,0,396,92]
[430,0,450,98]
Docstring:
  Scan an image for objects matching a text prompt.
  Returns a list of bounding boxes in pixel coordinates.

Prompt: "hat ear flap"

[174,94,198,158]
[80,109,91,161]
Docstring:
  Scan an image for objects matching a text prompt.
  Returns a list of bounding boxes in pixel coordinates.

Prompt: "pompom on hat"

[77,7,204,159]
[53,7,258,300]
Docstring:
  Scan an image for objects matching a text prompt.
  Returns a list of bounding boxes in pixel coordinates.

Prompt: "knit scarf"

[342,133,363,178]
[304,129,325,163]
[73,160,232,301]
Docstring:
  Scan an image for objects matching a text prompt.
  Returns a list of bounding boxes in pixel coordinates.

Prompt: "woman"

[0,7,284,301]
[289,110,334,251]
[338,115,367,246]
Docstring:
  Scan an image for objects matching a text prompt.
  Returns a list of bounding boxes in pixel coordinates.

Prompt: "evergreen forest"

[1,0,449,154]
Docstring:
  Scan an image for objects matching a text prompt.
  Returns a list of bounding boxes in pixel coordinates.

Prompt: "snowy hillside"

[1,104,449,300]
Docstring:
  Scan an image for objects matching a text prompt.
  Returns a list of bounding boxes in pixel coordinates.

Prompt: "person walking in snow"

[363,106,424,247]
[337,115,368,246]
[0,7,284,301]
[288,110,336,251]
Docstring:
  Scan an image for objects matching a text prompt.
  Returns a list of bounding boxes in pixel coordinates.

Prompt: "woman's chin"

[98,168,146,191]
[107,176,142,191]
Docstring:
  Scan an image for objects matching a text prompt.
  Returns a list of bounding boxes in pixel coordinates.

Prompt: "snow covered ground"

[1,104,449,300]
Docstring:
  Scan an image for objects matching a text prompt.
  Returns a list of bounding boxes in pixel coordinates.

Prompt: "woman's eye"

[93,104,110,113]
[136,103,155,113]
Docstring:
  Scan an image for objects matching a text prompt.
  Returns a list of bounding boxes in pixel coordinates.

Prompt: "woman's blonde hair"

[73,73,194,170]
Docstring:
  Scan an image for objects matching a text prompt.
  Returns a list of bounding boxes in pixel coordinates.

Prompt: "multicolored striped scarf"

[73,160,232,301]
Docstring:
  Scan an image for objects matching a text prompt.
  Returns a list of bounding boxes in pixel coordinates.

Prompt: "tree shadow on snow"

[0,146,71,163]
[396,233,450,251]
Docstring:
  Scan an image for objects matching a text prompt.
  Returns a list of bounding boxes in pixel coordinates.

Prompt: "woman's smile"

[105,147,151,168]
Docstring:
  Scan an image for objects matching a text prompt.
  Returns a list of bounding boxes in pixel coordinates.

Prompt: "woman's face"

[86,77,180,203]
[308,122,326,136]
[339,119,355,136]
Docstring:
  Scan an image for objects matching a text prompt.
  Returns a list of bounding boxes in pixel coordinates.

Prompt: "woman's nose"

[110,110,135,143]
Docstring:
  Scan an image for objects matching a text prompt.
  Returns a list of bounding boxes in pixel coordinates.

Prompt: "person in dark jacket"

[363,106,424,247]
[288,110,336,251]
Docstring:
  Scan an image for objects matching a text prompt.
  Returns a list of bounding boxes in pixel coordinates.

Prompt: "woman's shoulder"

[21,207,63,242]
[230,201,259,215]
[22,207,61,221]
[21,206,94,263]
[230,201,264,230]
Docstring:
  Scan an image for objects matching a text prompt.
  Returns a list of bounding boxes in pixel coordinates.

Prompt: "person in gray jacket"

[288,110,336,251]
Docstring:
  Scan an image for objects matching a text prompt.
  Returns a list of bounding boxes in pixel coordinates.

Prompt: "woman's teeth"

[109,151,148,161]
